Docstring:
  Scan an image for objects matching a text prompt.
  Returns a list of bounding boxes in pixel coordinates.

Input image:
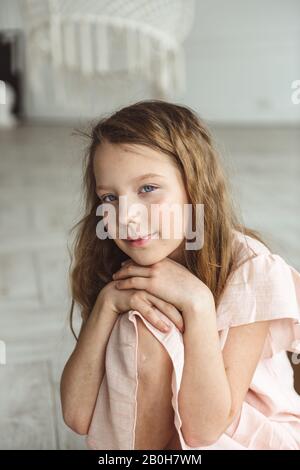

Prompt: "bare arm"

[60,296,118,435]
[178,302,270,447]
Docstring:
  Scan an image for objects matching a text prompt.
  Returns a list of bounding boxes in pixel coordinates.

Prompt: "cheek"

[154,198,187,239]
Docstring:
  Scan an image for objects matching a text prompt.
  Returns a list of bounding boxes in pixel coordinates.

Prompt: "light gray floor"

[0,123,299,449]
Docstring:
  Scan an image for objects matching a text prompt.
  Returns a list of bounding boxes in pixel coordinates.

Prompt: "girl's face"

[93,140,189,266]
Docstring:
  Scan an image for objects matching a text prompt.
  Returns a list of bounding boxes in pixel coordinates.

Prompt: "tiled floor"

[0,123,299,449]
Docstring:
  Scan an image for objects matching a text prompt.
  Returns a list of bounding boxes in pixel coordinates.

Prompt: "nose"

[118,195,143,237]
[118,196,141,223]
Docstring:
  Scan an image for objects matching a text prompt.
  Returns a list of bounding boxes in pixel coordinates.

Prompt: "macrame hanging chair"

[23,0,195,107]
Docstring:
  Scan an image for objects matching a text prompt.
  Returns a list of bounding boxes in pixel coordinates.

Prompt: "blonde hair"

[67,99,270,340]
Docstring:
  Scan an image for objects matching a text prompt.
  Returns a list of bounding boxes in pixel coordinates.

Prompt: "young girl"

[60,100,300,450]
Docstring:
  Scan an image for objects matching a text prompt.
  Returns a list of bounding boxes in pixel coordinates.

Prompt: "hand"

[112,257,214,318]
[98,280,184,333]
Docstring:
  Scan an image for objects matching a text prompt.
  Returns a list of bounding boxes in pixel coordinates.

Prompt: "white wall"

[1,0,299,123]
[185,0,300,124]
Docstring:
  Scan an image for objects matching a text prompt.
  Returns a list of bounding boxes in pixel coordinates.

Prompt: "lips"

[126,232,156,241]
[127,233,153,241]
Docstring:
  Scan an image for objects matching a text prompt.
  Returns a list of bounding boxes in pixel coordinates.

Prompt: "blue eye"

[140,185,157,194]
[100,194,116,203]
[100,185,157,203]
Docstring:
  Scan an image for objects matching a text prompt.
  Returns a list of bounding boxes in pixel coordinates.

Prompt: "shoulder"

[216,230,300,356]
[227,229,295,289]
[216,229,300,357]
[231,229,271,268]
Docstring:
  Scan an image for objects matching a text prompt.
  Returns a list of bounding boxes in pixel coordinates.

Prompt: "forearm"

[60,298,118,434]
[178,304,232,447]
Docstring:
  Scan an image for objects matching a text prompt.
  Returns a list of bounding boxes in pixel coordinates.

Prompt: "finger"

[115,277,147,290]
[132,297,171,333]
[145,307,172,333]
[147,294,184,333]
[113,264,151,280]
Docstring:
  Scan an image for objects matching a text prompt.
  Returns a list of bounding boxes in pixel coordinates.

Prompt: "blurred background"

[0,0,299,450]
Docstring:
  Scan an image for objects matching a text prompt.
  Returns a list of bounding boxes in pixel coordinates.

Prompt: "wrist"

[182,289,215,320]
[94,293,118,321]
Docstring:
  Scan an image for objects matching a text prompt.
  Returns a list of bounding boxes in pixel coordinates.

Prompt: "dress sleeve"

[216,253,300,359]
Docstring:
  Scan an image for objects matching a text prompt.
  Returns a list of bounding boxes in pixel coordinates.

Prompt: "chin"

[129,251,166,266]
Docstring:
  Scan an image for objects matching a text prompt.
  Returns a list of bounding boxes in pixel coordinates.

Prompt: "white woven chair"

[23,0,195,107]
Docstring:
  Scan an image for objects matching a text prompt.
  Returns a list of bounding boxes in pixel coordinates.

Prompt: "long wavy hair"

[67,99,271,340]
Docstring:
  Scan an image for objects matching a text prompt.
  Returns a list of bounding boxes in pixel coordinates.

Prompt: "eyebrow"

[96,173,165,190]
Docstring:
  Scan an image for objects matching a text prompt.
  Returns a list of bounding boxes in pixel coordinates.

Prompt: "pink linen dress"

[85,229,300,450]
